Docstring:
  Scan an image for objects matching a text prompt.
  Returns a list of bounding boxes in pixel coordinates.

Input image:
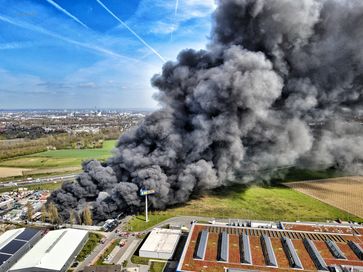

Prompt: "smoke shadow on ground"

[270,167,345,184]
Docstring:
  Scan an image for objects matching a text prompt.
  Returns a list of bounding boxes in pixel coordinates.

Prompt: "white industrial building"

[139,228,182,259]
[10,228,88,272]
[0,228,41,272]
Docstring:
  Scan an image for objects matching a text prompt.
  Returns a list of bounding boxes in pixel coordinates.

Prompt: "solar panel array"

[0,253,10,265]
[260,235,277,267]
[14,229,39,242]
[218,232,228,262]
[0,228,39,266]
[303,238,328,271]
[195,230,208,259]
[281,237,303,269]
[347,240,363,260]
[239,233,252,265]
[326,239,346,259]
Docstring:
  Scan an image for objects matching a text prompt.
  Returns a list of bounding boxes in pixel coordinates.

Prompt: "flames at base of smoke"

[49,0,363,222]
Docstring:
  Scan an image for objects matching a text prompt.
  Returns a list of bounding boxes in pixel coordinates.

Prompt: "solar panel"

[326,240,346,259]
[348,240,363,260]
[260,235,277,267]
[15,228,39,241]
[281,237,303,269]
[195,230,208,259]
[218,232,228,262]
[240,233,252,264]
[303,238,328,271]
[0,240,26,255]
[0,253,10,265]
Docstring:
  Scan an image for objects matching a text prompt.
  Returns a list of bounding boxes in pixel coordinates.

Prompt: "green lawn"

[127,184,362,231]
[150,261,166,272]
[0,140,116,169]
[76,233,103,262]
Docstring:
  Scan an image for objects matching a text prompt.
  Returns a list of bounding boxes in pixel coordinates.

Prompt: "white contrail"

[0,41,35,50]
[170,0,179,42]
[0,15,137,62]
[45,0,89,29]
[175,0,179,15]
[96,0,166,63]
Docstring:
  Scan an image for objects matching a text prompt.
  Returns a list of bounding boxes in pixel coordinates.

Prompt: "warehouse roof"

[140,228,181,254]
[0,228,24,249]
[0,228,40,267]
[10,228,88,271]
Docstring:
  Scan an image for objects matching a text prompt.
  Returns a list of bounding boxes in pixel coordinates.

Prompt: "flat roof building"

[10,228,88,272]
[0,228,41,272]
[139,228,182,260]
[177,223,363,272]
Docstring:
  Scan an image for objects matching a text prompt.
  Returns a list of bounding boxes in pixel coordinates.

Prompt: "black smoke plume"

[49,0,363,221]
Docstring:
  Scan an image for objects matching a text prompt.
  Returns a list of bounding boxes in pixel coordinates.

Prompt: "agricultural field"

[0,140,116,177]
[0,167,31,178]
[284,176,363,219]
[127,184,362,231]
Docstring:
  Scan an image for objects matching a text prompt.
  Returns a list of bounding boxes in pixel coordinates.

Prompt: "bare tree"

[48,202,59,225]
[41,204,47,223]
[26,202,34,222]
[69,209,76,226]
[82,206,93,226]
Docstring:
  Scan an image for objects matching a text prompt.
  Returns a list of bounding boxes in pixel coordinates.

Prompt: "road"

[0,174,77,188]
[75,216,132,272]
[75,215,227,271]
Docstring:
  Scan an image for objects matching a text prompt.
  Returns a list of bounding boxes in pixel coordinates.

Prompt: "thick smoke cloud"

[49,0,363,221]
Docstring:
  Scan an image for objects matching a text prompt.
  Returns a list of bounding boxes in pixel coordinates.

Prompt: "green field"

[0,140,116,169]
[127,184,362,231]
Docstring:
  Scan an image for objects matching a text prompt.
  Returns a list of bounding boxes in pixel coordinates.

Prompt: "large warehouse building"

[177,222,363,271]
[139,228,182,259]
[9,228,88,272]
[0,228,41,272]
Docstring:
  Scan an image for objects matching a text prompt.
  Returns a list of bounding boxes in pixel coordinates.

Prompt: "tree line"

[0,132,108,161]
[26,201,93,226]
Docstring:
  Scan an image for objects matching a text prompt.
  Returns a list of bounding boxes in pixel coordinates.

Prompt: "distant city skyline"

[0,0,216,109]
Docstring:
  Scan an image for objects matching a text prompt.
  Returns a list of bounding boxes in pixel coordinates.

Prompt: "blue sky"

[0,0,216,109]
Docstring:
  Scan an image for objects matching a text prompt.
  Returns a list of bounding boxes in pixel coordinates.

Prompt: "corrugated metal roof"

[261,235,277,267]
[9,228,88,271]
[240,233,252,264]
[195,230,208,259]
[303,238,328,271]
[219,232,228,262]
[281,237,303,269]
[326,239,346,259]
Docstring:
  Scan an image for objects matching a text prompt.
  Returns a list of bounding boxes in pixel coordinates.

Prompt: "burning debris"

[49,0,363,221]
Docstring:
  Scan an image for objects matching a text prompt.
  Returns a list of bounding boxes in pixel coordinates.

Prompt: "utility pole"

[145,194,149,222]
[140,189,155,223]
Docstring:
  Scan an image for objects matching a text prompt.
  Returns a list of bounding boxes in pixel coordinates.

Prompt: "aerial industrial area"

[0,173,362,272]
[0,210,363,272]
[1,0,363,271]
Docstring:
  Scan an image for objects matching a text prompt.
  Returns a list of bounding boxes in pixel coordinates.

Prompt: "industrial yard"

[285,176,363,219]
[177,222,363,272]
